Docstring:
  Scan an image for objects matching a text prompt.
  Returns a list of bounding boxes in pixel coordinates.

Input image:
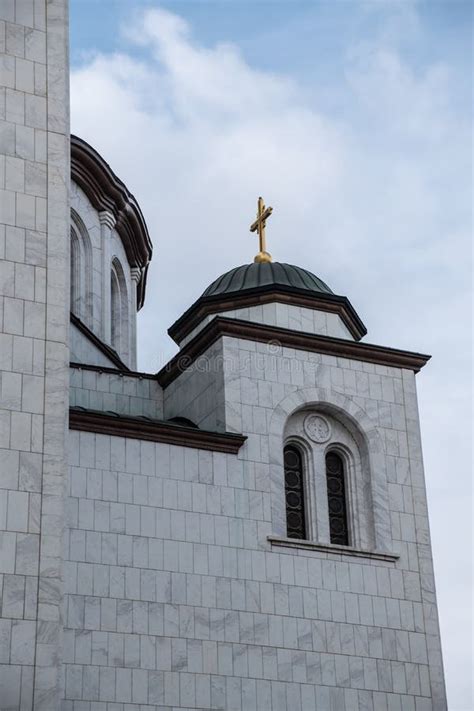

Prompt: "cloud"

[71,8,348,313]
[71,6,472,708]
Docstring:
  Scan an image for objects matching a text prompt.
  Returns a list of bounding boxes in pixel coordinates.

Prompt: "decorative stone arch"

[269,386,392,552]
[70,208,93,326]
[110,256,130,361]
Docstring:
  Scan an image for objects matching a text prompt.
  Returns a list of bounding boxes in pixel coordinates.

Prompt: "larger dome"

[201,262,333,298]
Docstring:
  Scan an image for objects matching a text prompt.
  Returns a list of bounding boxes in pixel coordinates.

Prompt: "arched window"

[111,258,129,359]
[70,227,81,315]
[284,445,307,539]
[326,451,349,546]
[70,210,92,325]
[283,409,377,550]
[111,267,120,349]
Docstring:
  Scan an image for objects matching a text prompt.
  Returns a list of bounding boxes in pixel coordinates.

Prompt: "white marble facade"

[0,2,447,710]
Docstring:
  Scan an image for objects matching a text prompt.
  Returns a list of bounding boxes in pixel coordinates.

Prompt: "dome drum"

[168,262,367,345]
[71,135,153,309]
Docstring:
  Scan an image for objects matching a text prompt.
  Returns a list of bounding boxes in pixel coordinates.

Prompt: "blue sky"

[71,0,471,101]
[70,1,472,708]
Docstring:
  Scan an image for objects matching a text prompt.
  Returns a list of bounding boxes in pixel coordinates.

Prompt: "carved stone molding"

[304,414,332,443]
[98,209,116,230]
[130,267,142,284]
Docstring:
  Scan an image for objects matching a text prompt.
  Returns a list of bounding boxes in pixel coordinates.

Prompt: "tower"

[157,248,447,709]
[0,1,70,709]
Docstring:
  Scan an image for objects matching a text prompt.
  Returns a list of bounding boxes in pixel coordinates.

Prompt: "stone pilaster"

[0,1,70,709]
[130,266,141,370]
[98,209,115,345]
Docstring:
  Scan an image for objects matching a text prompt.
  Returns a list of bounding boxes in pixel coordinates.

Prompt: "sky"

[69,1,472,707]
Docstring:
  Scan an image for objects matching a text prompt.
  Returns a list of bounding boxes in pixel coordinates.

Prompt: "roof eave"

[159,316,431,388]
[168,285,368,344]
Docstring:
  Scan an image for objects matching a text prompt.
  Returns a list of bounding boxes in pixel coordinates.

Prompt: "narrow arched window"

[70,227,81,316]
[284,445,306,539]
[111,257,129,359]
[111,266,121,351]
[70,210,92,326]
[326,451,349,546]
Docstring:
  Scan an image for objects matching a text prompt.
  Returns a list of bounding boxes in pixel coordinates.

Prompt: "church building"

[0,2,447,710]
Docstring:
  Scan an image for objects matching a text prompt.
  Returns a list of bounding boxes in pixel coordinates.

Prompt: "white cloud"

[71,6,472,708]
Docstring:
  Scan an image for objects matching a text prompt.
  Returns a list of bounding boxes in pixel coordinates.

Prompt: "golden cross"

[250,196,273,263]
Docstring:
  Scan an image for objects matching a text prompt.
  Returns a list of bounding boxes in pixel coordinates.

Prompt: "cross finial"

[250,196,273,263]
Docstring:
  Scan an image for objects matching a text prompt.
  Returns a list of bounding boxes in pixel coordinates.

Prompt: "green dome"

[169,260,367,344]
[201,262,333,298]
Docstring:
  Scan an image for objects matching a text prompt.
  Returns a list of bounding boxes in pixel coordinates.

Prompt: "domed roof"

[168,260,367,345]
[201,262,333,299]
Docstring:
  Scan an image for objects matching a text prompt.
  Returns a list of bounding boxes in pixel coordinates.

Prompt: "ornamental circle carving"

[304,414,331,443]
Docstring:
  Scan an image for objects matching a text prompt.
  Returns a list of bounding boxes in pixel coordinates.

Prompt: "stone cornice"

[71,135,153,309]
[69,407,246,454]
[157,316,431,387]
[168,286,367,345]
